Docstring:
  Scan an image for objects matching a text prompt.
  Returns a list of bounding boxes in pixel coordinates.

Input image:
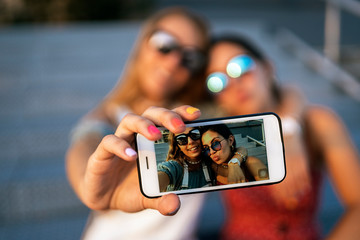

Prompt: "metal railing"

[276,28,360,102]
[246,135,266,147]
[274,0,360,102]
[324,0,360,62]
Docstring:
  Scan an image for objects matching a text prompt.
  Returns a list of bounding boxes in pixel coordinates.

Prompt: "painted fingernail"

[186,107,200,114]
[148,125,160,135]
[171,118,185,129]
[125,148,137,157]
[167,204,181,216]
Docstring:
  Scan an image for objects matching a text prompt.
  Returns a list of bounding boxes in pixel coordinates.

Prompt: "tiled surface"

[0,23,140,240]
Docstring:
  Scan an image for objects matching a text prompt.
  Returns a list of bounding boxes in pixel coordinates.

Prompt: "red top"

[220,169,323,240]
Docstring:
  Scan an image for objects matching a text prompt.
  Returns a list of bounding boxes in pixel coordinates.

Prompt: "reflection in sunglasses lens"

[206,55,255,93]
[149,31,179,53]
[149,30,204,74]
[175,129,201,146]
[212,141,222,151]
[207,72,228,93]
[176,136,187,145]
[203,140,223,156]
[227,55,255,78]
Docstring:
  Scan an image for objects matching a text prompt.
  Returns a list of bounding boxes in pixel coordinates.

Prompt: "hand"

[80,105,201,215]
[228,162,246,183]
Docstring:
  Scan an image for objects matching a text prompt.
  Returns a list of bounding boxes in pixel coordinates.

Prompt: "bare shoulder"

[305,104,351,148]
[305,105,343,130]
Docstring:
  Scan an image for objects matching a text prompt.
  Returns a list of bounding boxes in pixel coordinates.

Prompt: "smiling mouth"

[187,146,199,152]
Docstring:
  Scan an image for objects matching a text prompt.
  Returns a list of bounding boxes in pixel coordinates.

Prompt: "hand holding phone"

[136,113,286,198]
[78,105,201,216]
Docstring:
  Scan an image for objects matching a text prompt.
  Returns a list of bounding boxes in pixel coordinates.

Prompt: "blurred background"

[0,0,359,239]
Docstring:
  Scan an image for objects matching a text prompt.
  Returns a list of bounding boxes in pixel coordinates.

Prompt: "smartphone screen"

[136,113,285,198]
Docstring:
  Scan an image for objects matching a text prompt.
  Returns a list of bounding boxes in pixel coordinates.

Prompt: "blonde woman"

[66,7,211,240]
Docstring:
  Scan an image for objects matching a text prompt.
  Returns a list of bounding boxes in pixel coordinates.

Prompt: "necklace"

[186,159,201,165]
[219,163,228,169]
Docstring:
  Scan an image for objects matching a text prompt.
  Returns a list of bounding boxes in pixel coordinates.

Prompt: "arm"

[66,131,105,205]
[245,156,268,181]
[227,162,246,184]
[157,160,182,192]
[307,106,360,239]
[66,108,113,206]
[158,171,170,192]
[229,146,268,182]
[227,147,248,183]
[234,146,248,163]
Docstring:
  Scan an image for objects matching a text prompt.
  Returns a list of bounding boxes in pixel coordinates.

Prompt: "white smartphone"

[136,112,286,198]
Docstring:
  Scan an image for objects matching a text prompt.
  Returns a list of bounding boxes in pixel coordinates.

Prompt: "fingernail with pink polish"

[125,148,137,157]
[148,125,160,135]
[171,118,185,129]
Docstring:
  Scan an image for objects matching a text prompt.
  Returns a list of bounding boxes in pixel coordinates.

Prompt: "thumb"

[142,193,181,216]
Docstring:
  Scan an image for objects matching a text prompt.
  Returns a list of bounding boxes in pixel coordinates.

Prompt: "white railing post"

[324,0,341,63]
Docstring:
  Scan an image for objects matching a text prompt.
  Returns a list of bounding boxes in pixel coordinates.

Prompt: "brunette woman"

[206,33,360,240]
[201,124,268,185]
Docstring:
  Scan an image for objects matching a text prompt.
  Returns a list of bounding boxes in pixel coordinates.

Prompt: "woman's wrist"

[234,151,246,164]
[229,158,241,166]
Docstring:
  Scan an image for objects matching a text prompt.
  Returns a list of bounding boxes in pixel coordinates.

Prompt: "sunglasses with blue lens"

[206,55,255,93]
[202,138,225,157]
[148,30,205,74]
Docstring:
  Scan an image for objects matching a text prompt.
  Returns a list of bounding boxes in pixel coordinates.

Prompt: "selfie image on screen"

[155,120,269,192]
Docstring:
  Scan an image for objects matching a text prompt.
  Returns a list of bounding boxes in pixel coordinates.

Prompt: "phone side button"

[146,156,149,169]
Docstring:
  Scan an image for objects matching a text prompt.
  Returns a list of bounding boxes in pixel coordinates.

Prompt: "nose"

[209,148,217,155]
[163,51,183,72]
[188,136,195,144]
[229,75,242,84]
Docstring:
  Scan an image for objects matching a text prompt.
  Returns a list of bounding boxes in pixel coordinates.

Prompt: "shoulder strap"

[202,162,211,183]
[181,163,189,189]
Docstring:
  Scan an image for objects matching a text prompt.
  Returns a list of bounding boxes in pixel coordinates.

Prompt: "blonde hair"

[166,131,185,165]
[103,7,211,116]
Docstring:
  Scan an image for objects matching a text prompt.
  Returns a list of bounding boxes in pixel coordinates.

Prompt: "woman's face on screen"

[202,130,233,165]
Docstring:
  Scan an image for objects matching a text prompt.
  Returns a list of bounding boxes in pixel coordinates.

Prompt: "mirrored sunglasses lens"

[149,31,178,54]
[212,141,222,151]
[175,135,187,145]
[207,72,228,93]
[226,55,255,78]
[189,129,201,140]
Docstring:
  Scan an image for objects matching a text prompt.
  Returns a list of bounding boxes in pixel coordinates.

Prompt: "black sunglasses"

[202,138,226,157]
[174,128,201,146]
[148,30,205,74]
